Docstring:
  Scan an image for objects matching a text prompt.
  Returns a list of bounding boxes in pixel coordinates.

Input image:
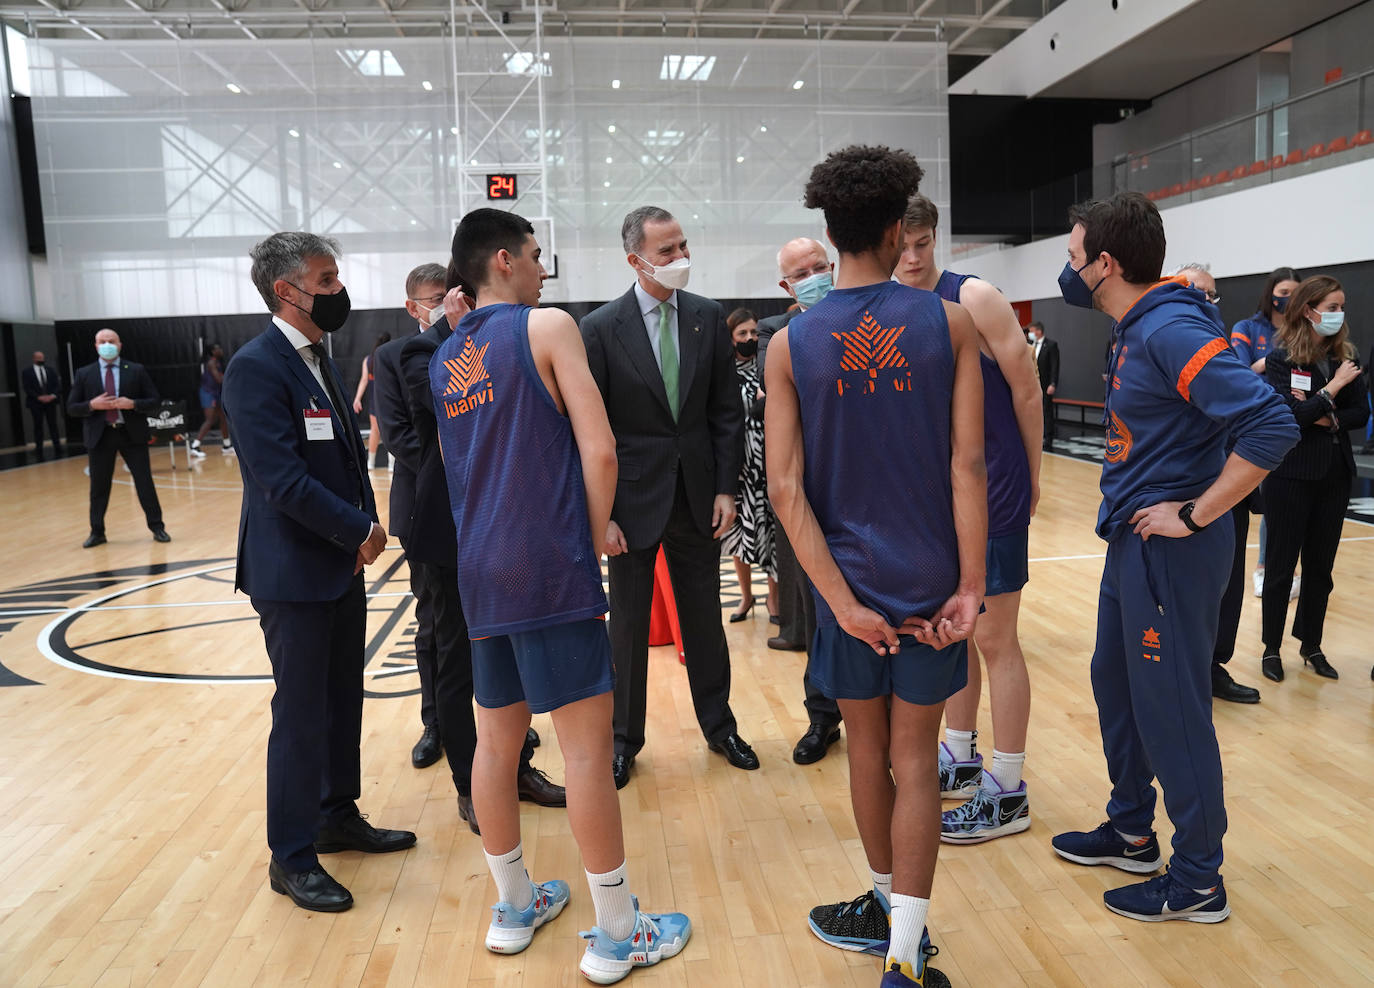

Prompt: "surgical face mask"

[33,359,45,366]
[735,339,758,358]
[1312,310,1345,337]
[96,342,119,361]
[636,255,691,292]
[1272,295,1289,314]
[421,300,446,327]
[1058,259,1102,309]
[283,284,352,333]
[792,270,833,310]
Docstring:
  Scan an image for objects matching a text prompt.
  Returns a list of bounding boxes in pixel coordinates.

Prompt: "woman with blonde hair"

[1259,275,1368,682]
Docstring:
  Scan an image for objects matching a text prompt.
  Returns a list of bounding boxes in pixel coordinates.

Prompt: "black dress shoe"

[526,727,541,748]
[1210,666,1260,704]
[268,858,353,912]
[1261,653,1284,682]
[708,732,760,770]
[151,527,171,543]
[767,636,805,652]
[314,814,417,854]
[411,724,442,768]
[792,723,842,764]
[612,754,634,790]
[1300,648,1339,680]
[457,794,480,836]
[83,532,106,548]
[517,765,567,807]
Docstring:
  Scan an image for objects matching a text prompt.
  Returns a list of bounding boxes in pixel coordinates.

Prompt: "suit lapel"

[676,293,700,410]
[613,289,673,416]
[268,323,339,414]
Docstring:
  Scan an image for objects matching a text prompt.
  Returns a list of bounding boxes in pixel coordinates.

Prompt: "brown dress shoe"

[517,766,567,807]
[767,636,805,651]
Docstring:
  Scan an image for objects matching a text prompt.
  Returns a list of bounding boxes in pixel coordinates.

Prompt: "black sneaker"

[806,889,889,956]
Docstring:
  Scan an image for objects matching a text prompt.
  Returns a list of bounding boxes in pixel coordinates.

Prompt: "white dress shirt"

[634,281,680,370]
[99,358,124,423]
[273,315,330,401]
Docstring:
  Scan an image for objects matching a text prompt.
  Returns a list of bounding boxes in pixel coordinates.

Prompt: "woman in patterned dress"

[722,308,777,622]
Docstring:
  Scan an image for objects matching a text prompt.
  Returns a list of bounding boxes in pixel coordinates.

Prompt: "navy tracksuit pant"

[1091,520,1231,890]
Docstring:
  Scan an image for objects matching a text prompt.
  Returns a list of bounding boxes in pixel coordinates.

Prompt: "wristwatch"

[1178,500,1203,533]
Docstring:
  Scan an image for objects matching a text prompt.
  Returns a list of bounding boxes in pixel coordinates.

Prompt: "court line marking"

[32,564,413,684]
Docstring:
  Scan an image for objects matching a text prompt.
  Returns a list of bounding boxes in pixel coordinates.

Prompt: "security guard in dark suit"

[224,231,414,914]
[66,329,169,547]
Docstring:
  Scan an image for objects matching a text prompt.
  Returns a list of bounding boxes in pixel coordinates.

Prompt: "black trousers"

[774,521,839,728]
[1211,501,1250,667]
[1041,389,1056,444]
[253,576,366,874]
[87,425,163,534]
[409,561,438,731]
[29,403,62,458]
[409,561,533,795]
[608,479,737,758]
[1260,463,1350,651]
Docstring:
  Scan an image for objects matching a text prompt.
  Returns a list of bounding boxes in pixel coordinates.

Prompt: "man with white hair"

[757,236,845,765]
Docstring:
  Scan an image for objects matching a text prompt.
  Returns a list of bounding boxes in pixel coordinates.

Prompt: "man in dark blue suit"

[22,350,64,460]
[67,329,170,547]
[223,231,415,914]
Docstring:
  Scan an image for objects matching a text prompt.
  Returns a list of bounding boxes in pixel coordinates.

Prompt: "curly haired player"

[769,145,986,988]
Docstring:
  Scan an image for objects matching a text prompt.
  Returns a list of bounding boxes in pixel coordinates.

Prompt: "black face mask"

[282,284,352,333]
[34,360,45,366]
[735,339,758,358]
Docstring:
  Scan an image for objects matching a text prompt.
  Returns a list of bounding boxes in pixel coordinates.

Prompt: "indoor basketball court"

[1,448,1371,986]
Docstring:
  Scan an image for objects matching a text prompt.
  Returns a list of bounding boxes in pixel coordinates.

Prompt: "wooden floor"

[1,450,1372,988]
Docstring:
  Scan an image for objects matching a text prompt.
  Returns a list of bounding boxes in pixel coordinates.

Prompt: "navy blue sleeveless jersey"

[787,280,960,628]
[429,303,608,637]
[933,270,1031,536]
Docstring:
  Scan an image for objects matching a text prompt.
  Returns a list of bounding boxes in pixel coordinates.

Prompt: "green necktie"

[657,301,679,420]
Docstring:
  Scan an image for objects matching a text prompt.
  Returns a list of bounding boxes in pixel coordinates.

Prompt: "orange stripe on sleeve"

[1176,337,1230,401]
[1230,331,1250,345]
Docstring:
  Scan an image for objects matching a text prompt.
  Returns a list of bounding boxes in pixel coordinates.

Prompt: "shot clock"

[486,174,518,200]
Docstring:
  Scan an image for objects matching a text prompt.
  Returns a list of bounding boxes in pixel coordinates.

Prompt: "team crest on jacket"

[1105,409,1133,463]
[832,311,913,395]
[440,337,494,417]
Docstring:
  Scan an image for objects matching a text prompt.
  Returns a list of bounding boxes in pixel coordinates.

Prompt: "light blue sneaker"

[938,741,983,799]
[579,896,691,984]
[484,878,570,954]
[940,771,1030,844]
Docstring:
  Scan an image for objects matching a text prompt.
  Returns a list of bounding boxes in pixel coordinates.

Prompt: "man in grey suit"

[580,205,755,789]
[755,237,843,765]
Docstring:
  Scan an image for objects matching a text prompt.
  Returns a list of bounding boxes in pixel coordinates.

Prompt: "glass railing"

[1126,68,1374,206]
[1004,68,1374,243]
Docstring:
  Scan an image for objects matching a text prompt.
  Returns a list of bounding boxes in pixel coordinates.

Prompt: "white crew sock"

[870,869,893,906]
[989,749,1026,791]
[1116,829,1151,847]
[944,728,976,762]
[886,893,930,969]
[484,843,533,910]
[586,861,636,941]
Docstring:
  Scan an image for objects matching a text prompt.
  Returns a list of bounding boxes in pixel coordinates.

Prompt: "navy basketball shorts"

[811,624,968,706]
[986,527,1030,597]
[472,617,615,714]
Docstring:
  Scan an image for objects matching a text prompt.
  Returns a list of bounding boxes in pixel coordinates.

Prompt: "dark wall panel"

[1029,258,1374,409]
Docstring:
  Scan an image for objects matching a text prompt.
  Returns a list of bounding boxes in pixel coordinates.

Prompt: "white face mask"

[636,255,691,292]
[422,300,446,327]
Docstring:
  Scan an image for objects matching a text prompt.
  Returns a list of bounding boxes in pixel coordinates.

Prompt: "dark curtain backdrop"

[55,295,794,445]
[1028,258,1374,413]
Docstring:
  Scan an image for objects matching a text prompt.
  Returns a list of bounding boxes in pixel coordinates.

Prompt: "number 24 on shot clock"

[486,174,518,200]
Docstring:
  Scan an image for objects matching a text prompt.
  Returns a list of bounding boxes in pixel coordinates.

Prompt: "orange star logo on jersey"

[1142,628,1161,648]
[832,311,912,395]
[439,336,496,418]
[442,337,491,398]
